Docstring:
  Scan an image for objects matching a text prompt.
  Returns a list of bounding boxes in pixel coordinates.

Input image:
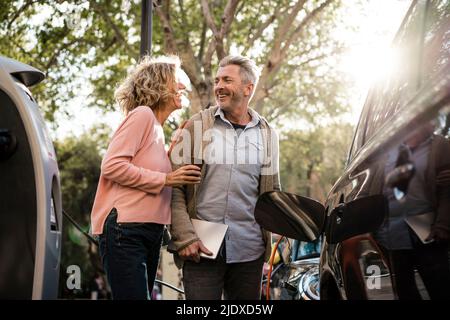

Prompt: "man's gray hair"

[219,55,261,89]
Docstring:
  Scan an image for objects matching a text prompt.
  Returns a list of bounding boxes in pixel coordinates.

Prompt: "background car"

[256,0,450,300]
[261,237,321,300]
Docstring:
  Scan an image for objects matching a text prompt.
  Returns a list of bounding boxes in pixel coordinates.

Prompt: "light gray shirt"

[196,108,266,263]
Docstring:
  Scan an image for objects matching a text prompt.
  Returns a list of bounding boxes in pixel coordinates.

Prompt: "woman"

[90,55,201,300]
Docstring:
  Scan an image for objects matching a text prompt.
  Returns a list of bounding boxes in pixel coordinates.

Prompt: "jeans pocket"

[104,210,121,247]
[99,211,116,264]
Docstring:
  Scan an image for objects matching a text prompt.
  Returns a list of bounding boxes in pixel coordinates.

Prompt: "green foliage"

[280,123,354,202]
[152,0,358,123]
[0,0,143,122]
[0,0,360,127]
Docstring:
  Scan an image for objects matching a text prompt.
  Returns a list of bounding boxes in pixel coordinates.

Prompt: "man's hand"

[178,240,213,263]
[425,226,450,245]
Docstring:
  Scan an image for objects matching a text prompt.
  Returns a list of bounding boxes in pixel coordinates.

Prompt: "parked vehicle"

[0,56,62,299]
[256,0,450,300]
[261,237,321,300]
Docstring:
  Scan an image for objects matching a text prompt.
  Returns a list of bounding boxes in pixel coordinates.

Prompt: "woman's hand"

[165,165,201,187]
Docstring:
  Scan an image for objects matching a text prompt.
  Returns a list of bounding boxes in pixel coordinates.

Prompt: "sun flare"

[335,0,412,124]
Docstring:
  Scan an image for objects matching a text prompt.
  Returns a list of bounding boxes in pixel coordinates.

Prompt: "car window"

[422,0,450,82]
[348,1,427,162]
[348,94,373,162]
[364,1,427,142]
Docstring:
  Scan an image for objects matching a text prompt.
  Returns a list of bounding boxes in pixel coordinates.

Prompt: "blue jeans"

[98,209,164,300]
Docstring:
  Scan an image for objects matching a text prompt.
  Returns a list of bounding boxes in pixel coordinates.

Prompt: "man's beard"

[218,91,244,110]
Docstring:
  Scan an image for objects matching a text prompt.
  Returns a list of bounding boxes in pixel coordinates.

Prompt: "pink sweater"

[90,106,172,235]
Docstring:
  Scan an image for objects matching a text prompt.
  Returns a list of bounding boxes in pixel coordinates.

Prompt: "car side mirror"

[254,191,325,242]
[325,195,388,244]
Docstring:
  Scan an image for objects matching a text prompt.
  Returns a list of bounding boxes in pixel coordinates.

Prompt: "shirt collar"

[214,106,261,128]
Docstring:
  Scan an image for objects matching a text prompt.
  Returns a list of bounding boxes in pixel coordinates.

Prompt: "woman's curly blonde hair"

[114,55,181,115]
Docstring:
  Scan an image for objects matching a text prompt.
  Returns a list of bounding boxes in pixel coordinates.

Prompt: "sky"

[48,0,412,140]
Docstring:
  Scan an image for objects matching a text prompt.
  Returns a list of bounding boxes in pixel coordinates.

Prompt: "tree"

[1,0,358,126]
[155,0,353,122]
[0,0,142,123]
[280,123,354,203]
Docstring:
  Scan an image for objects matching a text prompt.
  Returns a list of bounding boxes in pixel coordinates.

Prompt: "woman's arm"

[101,107,167,195]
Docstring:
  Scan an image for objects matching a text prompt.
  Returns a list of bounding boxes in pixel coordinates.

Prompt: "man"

[168,55,281,300]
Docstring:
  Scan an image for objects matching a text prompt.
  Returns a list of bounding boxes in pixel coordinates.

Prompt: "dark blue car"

[256,0,450,300]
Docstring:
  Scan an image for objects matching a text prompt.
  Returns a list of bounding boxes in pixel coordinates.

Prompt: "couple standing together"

[90,54,281,300]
